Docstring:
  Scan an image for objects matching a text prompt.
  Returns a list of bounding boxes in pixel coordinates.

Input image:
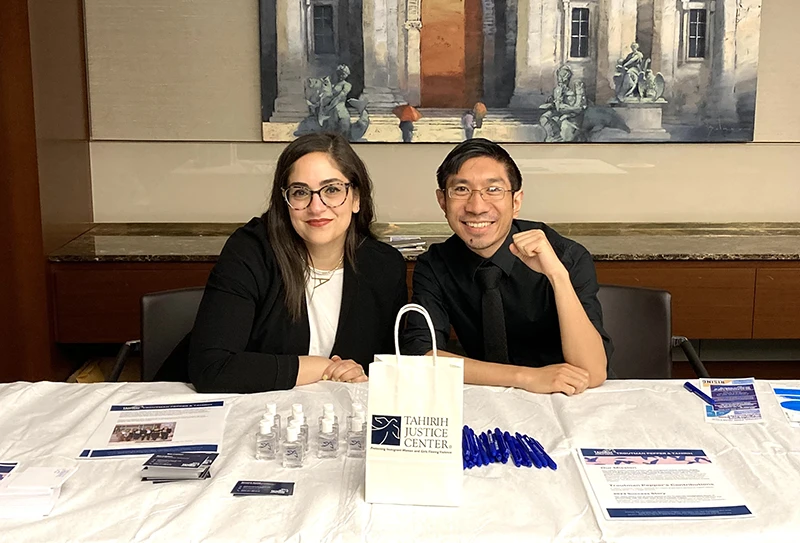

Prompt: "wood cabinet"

[49,260,800,344]
[594,261,800,340]
[595,262,756,339]
[753,266,800,339]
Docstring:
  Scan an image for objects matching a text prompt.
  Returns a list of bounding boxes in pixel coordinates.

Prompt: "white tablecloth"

[0,379,798,543]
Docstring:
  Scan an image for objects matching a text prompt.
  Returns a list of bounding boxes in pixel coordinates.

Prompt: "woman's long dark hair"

[266,132,376,321]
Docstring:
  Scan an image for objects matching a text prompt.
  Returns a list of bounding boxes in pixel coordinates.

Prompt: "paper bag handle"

[394,303,438,363]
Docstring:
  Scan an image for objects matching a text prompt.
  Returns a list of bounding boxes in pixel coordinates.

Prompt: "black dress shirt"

[402,220,613,369]
[182,215,408,393]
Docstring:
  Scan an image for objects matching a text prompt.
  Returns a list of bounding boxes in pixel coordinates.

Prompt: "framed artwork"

[260,0,761,143]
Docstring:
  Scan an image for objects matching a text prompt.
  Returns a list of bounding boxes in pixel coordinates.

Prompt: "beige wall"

[86,0,800,223]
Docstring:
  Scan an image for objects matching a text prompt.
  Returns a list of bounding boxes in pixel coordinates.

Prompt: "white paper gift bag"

[365,304,464,507]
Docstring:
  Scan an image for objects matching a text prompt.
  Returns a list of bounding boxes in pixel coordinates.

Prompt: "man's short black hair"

[436,138,522,192]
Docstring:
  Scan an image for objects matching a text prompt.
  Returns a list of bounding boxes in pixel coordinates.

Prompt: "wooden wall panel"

[753,268,800,338]
[595,263,756,339]
[52,264,213,343]
[0,0,59,382]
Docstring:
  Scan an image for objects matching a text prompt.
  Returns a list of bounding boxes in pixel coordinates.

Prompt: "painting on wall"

[259,0,762,143]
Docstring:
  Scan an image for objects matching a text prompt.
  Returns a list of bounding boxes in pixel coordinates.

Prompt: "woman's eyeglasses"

[283,182,351,210]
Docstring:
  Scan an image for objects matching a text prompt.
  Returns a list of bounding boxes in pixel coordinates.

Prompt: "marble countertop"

[47,222,800,263]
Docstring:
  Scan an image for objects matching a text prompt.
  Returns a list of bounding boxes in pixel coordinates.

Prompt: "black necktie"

[475,264,509,363]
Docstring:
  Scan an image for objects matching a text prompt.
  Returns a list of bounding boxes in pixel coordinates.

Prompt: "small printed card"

[231,481,294,496]
[141,452,218,481]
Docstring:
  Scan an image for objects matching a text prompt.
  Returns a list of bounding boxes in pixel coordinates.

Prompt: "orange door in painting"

[420,0,484,108]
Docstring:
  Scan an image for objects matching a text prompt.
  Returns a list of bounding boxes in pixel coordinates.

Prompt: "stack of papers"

[388,235,426,256]
[141,452,218,483]
[772,386,800,427]
[0,465,77,519]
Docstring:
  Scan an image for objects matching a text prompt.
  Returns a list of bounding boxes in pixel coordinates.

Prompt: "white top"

[305,267,344,358]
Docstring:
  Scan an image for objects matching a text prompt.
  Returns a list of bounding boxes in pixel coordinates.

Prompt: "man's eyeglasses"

[444,186,514,201]
[283,182,351,210]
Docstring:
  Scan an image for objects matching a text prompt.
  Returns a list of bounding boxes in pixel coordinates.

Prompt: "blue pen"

[516,433,543,469]
[511,436,532,467]
[527,435,554,470]
[527,436,557,471]
[474,431,485,466]
[462,429,472,469]
[469,428,482,466]
[480,435,492,466]
[487,430,501,462]
[503,432,523,467]
[683,381,716,407]
[494,428,509,463]
[466,427,477,468]
[466,427,477,466]
[462,427,471,465]
[479,432,493,465]
[525,435,557,471]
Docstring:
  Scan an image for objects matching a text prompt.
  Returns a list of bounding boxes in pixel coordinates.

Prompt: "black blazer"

[183,216,407,393]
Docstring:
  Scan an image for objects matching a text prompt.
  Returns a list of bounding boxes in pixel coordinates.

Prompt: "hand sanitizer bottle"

[292,412,309,453]
[255,419,277,461]
[282,424,304,468]
[317,417,339,458]
[288,403,304,426]
[346,412,367,457]
[346,403,365,437]
[319,403,339,435]
[265,402,280,438]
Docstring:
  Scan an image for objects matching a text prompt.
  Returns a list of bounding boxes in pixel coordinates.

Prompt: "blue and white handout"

[79,401,230,458]
[771,385,800,427]
[700,377,762,423]
[576,448,752,520]
[0,462,17,482]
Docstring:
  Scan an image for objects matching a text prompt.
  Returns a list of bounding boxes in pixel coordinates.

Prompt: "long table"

[1,379,798,542]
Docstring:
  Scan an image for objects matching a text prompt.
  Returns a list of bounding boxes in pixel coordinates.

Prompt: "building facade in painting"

[260,0,761,142]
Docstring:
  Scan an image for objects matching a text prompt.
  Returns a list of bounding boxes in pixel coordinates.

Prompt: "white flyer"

[576,448,752,520]
[771,386,800,427]
[79,400,230,458]
[0,464,75,519]
[701,377,762,423]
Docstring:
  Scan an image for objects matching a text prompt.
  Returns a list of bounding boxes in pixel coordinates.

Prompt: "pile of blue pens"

[462,425,557,471]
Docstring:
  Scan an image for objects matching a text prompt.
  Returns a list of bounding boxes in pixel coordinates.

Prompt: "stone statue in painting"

[538,64,631,142]
[295,64,371,141]
[613,43,666,102]
[539,65,587,142]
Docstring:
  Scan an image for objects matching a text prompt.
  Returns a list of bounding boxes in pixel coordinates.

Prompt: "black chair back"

[597,284,672,379]
[141,287,204,382]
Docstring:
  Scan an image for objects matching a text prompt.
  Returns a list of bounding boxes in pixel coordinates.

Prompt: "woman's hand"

[323,355,368,383]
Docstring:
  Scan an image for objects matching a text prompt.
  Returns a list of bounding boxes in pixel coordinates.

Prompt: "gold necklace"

[309,255,344,289]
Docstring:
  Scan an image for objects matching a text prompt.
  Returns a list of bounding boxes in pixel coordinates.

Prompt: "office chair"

[108,287,205,382]
[597,284,710,379]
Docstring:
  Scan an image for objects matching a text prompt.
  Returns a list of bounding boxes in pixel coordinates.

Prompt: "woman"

[187,133,407,393]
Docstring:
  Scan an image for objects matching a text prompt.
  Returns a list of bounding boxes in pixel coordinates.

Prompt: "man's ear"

[512,189,523,218]
[436,189,447,216]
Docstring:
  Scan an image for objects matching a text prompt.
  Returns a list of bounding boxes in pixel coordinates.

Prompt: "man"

[402,138,612,395]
